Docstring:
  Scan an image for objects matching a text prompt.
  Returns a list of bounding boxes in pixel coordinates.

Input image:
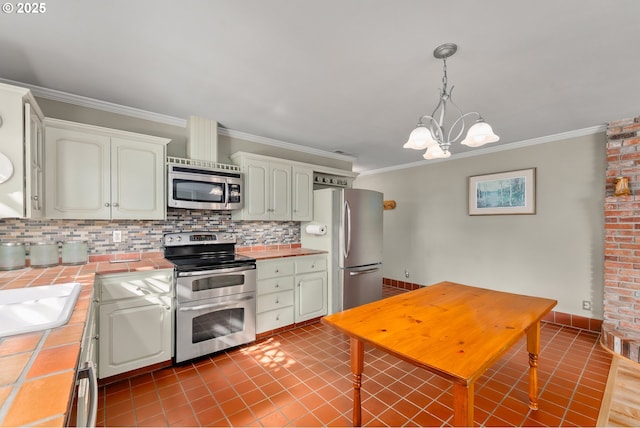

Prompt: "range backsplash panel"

[0,208,300,255]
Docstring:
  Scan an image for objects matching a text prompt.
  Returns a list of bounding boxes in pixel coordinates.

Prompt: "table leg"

[452,382,474,427]
[350,338,364,427]
[527,321,541,410]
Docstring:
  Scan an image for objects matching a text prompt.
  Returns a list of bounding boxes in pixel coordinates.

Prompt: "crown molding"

[0,78,189,127]
[0,77,355,163]
[218,127,357,162]
[358,125,607,176]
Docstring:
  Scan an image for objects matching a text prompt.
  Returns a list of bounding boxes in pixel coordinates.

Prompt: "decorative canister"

[29,242,60,268]
[0,242,26,270]
[61,241,88,265]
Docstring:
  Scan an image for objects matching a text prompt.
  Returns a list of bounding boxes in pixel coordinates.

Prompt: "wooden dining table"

[321,281,557,427]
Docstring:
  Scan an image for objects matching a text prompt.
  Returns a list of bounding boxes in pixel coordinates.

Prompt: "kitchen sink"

[0,283,83,337]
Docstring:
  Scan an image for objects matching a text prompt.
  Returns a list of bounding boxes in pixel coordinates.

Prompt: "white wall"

[353,133,606,318]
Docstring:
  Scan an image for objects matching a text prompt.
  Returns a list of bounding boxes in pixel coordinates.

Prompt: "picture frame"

[468,168,536,215]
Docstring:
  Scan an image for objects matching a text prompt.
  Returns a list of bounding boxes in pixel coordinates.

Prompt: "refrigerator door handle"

[348,266,381,276]
[344,200,352,259]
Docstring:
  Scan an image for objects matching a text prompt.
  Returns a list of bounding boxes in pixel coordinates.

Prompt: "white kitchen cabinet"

[256,258,295,333]
[256,254,327,332]
[97,269,174,379]
[231,154,291,220]
[294,255,328,322]
[231,151,354,222]
[0,83,45,218]
[292,165,313,221]
[44,119,170,220]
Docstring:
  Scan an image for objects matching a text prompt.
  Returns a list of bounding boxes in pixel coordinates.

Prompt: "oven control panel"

[164,232,236,246]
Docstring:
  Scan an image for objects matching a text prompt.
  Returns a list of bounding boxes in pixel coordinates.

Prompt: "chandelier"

[403,43,499,159]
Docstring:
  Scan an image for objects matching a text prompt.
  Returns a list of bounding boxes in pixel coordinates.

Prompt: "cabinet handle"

[275,298,279,304]
[275,269,279,273]
[163,305,171,310]
[32,195,38,201]
[311,264,315,268]
[275,283,279,288]
[104,203,110,207]
[112,202,119,207]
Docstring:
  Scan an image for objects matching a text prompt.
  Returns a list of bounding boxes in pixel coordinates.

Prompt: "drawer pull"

[275,283,279,288]
[275,269,279,273]
[275,298,279,304]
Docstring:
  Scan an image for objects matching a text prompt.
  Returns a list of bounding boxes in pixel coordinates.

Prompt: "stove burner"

[163,232,255,273]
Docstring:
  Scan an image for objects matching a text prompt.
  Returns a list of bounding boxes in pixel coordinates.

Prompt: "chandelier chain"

[442,58,448,90]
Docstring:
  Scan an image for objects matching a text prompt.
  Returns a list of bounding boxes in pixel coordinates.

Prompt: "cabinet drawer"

[295,256,327,274]
[256,307,294,334]
[257,290,294,313]
[99,269,173,302]
[257,276,294,295]
[257,260,295,279]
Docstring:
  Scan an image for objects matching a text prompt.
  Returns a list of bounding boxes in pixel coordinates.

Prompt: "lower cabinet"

[294,255,328,322]
[97,269,174,379]
[256,255,327,333]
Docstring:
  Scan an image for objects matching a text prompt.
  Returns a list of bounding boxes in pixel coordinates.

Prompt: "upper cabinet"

[292,166,313,221]
[231,152,315,222]
[0,83,45,218]
[231,154,293,221]
[45,119,170,220]
[231,152,358,222]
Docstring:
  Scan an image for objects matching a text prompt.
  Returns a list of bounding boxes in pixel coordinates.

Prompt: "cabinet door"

[270,161,291,220]
[292,166,313,221]
[244,158,270,220]
[98,295,172,379]
[111,137,165,220]
[45,127,111,219]
[295,271,327,322]
[24,102,44,218]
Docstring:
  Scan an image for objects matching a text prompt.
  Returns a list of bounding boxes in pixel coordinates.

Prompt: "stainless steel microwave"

[167,164,243,210]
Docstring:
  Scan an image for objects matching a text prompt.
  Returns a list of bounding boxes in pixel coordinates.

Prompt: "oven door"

[175,291,256,363]
[176,265,256,302]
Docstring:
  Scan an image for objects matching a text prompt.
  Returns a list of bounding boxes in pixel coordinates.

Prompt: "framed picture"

[468,168,536,215]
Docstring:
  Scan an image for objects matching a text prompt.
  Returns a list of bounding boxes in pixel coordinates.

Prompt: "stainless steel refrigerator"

[302,188,383,314]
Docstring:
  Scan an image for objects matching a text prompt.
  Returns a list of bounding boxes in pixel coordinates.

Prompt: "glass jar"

[0,242,26,270]
[61,241,88,265]
[29,242,60,268]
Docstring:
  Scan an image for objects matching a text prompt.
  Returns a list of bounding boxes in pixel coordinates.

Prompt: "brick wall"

[603,115,640,361]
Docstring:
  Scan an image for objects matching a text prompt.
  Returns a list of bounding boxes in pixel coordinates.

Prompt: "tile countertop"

[0,253,173,427]
[0,246,325,427]
[237,245,327,260]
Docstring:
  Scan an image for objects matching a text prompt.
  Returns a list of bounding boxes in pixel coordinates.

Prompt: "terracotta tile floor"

[97,287,612,427]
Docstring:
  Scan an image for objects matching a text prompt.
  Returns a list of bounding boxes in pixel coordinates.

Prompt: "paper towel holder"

[305,224,327,235]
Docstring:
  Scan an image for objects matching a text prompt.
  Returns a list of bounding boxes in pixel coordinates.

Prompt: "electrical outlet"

[582,300,591,310]
[113,230,122,243]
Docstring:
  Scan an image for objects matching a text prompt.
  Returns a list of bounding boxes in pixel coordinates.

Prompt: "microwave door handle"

[224,182,229,208]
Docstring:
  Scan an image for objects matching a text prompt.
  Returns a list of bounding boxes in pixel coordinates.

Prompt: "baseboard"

[383,278,603,332]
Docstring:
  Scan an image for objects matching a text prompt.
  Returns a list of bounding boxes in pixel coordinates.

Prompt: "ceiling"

[1,0,638,172]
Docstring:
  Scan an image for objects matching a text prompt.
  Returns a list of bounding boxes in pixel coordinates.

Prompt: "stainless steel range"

[164,232,257,363]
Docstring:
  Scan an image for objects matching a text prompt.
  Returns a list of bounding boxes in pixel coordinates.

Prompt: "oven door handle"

[177,265,256,277]
[178,295,254,312]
